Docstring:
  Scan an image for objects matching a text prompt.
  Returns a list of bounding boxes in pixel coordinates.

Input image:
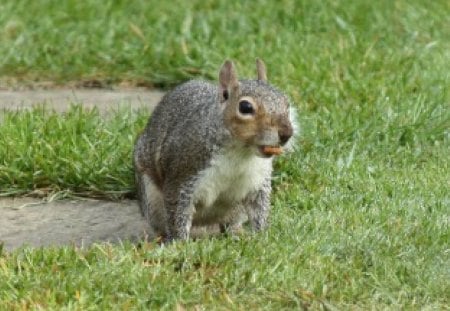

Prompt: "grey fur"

[133,59,295,241]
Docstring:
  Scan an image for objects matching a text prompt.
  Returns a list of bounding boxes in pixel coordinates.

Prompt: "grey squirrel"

[134,59,297,241]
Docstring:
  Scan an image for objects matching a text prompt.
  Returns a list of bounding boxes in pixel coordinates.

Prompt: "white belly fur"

[192,147,272,222]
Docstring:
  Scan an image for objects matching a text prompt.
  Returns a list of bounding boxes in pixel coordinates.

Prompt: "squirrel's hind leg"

[164,180,198,241]
[135,172,168,239]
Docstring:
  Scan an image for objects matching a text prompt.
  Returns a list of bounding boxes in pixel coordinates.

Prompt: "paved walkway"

[0,88,164,251]
[0,197,149,250]
[0,88,164,114]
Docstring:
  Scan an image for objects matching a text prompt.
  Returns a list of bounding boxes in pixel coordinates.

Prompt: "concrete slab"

[0,88,164,114]
[0,197,150,251]
[0,197,220,251]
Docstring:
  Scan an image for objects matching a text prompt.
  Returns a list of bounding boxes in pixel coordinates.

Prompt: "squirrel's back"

[146,80,220,139]
[135,80,228,188]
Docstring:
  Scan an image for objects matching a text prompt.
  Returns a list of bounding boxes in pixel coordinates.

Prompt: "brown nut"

[262,146,283,156]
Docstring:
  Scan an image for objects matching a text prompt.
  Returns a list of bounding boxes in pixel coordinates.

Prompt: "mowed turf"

[0,0,449,309]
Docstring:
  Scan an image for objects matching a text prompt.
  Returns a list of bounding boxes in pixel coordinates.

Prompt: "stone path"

[0,197,149,251]
[0,88,164,114]
[0,88,164,251]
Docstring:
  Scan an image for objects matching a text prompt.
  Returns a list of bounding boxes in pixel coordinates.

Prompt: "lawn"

[0,0,449,309]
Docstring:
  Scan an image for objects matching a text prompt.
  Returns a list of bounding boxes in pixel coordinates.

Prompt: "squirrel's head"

[219,59,296,158]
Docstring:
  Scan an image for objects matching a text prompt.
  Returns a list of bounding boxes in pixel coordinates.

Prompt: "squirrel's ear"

[256,58,267,82]
[219,60,239,101]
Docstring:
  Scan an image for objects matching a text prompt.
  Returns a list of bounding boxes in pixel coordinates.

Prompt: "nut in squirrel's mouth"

[258,145,283,157]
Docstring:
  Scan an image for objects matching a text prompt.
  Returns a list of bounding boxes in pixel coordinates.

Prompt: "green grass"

[1,0,449,88]
[0,106,146,198]
[1,0,449,309]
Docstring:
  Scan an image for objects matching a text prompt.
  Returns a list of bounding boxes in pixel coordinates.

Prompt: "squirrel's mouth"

[258,145,283,157]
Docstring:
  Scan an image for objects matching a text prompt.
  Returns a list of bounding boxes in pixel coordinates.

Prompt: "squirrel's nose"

[279,133,291,145]
[279,127,293,146]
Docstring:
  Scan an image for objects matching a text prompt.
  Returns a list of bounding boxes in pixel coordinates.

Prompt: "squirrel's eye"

[238,100,255,115]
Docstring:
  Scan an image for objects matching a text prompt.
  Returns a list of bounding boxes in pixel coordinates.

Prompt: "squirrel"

[133,59,297,241]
